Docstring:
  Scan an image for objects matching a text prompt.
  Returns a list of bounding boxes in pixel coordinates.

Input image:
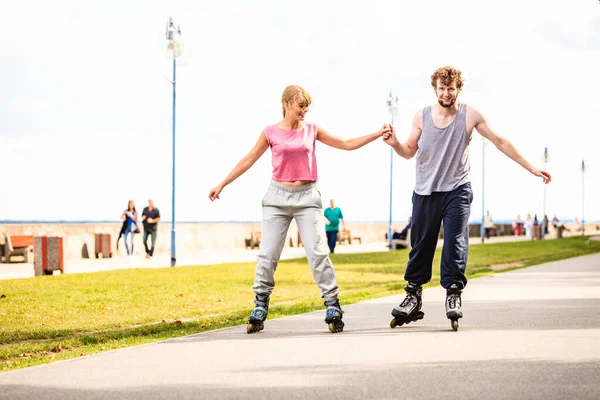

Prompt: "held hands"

[382,124,399,147]
[379,124,392,139]
[209,185,224,201]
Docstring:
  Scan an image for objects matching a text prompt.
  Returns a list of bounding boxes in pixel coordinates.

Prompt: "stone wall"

[2,220,597,261]
[0,222,395,260]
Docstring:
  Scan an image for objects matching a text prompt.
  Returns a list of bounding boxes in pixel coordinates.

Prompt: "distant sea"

[0,220,262,224]
[1,219,594,225]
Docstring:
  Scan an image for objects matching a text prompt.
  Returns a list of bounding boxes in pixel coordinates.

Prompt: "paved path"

[1,254,599,399]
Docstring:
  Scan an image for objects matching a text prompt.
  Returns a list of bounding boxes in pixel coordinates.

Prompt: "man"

[391,217,412,250]
[141,199,161,258]
[395,216,412,241]
[484,210,495,239]
[324,199,345,254]
[383,66,551,330]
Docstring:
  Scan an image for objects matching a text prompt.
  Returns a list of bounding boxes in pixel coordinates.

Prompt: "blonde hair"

[281,85,312,117]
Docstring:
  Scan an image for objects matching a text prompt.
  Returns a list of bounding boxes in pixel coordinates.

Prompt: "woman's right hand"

[209,185,224,201]
[380,124,392,139]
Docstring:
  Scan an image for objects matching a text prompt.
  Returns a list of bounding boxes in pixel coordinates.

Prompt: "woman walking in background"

[121,200,138,256]
[209,85,389,334]
[513,214,523,236]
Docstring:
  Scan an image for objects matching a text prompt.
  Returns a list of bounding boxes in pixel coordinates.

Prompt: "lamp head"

[166,17,175,41]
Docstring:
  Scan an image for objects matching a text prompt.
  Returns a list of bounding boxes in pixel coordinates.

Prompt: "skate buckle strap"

[405,282,422,295]
[447,284,462,294]
[254,295,270,307]
[324,299,344,314]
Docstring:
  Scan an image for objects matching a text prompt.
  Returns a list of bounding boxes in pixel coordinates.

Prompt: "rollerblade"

[390,282,424,328]
[247,294,269,334]
[324,299,344,333]
[446,284,463,331]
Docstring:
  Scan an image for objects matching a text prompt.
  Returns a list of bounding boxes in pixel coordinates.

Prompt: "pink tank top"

[264,123,318,181]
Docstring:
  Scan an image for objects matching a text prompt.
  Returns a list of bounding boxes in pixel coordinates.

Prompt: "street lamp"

[582,159,586,236]
[481,139,485,243]
[542,147,549,238]
[387,92,399,251]
[164,17,183,267]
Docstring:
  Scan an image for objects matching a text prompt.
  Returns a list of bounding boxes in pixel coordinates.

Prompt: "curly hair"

[281,85,312,117]
[430,66,464,90]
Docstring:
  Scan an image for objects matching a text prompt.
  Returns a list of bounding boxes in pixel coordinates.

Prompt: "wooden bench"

[337,229,361,245]
[391,230,411,250]
[298,230,362,248]
[385,230,411,250]
[245,231,261,249]
[2,234,33,263]
[10,235,34,249]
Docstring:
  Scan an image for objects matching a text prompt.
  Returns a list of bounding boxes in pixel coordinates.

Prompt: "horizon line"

[1,219,596,225]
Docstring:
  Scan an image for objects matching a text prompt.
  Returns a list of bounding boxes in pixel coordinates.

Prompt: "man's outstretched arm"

[472,107,551,183]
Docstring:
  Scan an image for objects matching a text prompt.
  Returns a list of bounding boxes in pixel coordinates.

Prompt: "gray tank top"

[414,103,471,195]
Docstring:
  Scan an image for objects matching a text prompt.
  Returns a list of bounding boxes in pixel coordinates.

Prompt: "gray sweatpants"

[253,180,339,301]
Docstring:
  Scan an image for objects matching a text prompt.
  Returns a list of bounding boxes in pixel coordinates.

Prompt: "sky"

[1,0,599,224]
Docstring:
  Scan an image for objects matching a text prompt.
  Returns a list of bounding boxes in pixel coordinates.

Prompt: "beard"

[438,97,456,108]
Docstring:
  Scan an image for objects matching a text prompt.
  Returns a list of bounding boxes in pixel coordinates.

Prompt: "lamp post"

[387,92,399,251]
[542,147,549,238]
[481,139,485,243]
[582,159,586,236]
[165,17,183,267]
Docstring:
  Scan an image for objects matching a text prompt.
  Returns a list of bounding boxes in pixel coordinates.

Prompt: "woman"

[512,214,523,236]
[121,200,138,256]
[209,85,390,334]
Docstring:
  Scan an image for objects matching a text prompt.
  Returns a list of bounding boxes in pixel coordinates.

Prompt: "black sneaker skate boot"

[324,299,344,333]
[390,282,424,328]
[446,284,463,331]
[247,294,269,334]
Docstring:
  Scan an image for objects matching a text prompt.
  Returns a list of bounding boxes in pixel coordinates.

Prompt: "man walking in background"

[484,210,495,239]
[142,199,161,259]
[324,199,345,254]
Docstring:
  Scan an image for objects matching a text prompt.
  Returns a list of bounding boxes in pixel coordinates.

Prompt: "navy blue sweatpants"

[404,182,473,289]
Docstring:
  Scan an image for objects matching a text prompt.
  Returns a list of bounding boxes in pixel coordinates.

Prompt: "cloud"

[1,0,598,222]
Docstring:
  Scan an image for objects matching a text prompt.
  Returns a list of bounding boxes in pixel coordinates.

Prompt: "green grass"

[1,236,599,371]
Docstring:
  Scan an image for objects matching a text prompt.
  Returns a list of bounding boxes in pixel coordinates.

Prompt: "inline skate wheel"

[390,318,408,329]
[247,322,263,334]
[451,319,459,332]
[328,320,344,333]
[390,318,405,328]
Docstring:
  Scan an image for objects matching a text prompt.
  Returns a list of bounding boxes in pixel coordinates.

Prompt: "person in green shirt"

[324,199,345,254]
